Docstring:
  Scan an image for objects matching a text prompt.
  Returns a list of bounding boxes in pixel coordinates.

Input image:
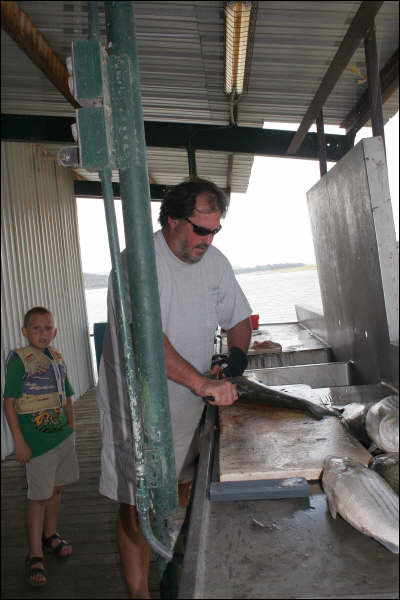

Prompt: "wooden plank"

[0,1,80,108]
[1,387,162,599]
[286,1,384,155]
[341,48,399,134]
[219,402,372,482]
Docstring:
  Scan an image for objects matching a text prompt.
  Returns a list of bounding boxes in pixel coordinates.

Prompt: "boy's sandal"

[25,556,47,587]
[42,532,72,558]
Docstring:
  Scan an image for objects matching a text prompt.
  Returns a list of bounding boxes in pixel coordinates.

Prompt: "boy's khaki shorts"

[26,433,79,500]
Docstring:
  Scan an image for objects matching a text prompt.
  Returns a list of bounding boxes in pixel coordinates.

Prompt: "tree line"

[233,262,307,274]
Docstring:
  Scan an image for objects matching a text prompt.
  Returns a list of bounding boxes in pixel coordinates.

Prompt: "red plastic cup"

[250,314,259,330]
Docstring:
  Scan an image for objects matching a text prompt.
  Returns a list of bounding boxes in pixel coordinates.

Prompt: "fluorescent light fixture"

[225,1,252,95]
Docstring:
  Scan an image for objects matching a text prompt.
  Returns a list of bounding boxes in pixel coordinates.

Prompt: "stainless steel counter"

[178,384,399,599]
[219,322,332,369]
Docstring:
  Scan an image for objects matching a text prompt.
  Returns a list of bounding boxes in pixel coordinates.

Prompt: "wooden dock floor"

[1,388,161,599]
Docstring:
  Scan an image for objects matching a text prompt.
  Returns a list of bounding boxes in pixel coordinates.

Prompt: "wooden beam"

[316,110,327,177]
[1,1,80,108]
[364,25,385,142]
[341,48,399,135]
[286,1,384,156]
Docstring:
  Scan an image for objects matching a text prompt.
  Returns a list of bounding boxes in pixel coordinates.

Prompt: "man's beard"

[177,240,209,264]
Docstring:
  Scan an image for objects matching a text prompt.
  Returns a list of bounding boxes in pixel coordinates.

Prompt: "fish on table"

[322,455,399,554]
[227,375,341,419]
[339,401,375,448]
[369,453,399,495]
[366,395,399,453]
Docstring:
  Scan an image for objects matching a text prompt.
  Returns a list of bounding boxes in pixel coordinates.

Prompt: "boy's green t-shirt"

[4,352,74,458]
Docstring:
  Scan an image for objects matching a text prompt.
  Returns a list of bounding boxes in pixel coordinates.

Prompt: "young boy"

[3,306,79,587]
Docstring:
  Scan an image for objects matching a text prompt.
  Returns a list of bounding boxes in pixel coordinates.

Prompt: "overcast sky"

[77,112,399,272]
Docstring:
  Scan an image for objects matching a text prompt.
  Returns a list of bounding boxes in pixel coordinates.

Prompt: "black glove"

[216,347,248,378]
[211,353,228,373]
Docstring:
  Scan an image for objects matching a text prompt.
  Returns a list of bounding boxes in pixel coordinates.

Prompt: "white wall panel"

[1,142,94,459]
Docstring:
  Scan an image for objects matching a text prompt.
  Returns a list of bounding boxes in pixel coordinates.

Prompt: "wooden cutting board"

[219,402,372,482]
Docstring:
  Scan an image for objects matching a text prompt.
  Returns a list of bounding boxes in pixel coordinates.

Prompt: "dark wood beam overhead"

[286,1,384,156]
[1,1,80,108]
[341,48,399,135]
[1,114,354,163]
[364,25,385,142]
[316,111,327,177]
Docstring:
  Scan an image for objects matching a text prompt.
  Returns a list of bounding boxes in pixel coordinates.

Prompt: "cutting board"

[219,402,372,482]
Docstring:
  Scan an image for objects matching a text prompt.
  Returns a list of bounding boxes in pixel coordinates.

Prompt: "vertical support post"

[364,23,386,148]
[104,0,177,571]
[187,137,197,176]
[316,110,328,177]
[100,169,173,563]
[87,1,100,41]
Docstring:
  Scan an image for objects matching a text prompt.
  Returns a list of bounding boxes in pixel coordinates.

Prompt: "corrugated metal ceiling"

[1,1,399,193]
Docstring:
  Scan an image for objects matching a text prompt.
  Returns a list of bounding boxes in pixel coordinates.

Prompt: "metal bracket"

[57,145,80,167]
[145,448,163,488]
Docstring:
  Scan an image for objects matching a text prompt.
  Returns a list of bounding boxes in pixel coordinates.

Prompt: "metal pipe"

[87,1,100,41]
[100,168,173,562]
[104,0,177,569]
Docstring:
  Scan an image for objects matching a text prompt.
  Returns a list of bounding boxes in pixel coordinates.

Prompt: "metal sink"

[246,360,352,388]
[246,363,396,409]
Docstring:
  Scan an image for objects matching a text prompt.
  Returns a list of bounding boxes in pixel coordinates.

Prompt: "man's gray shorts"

[26,433,79,500]
[99,411,201,505]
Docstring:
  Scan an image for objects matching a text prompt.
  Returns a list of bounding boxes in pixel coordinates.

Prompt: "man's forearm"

[227,316,252,354]
[163,334,239,405]
[163,334,205,396]
[131,323,206,395]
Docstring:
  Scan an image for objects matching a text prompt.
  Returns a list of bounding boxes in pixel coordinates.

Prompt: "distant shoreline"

[83,273,109,289]
[233,264,316,275]
[83,264,317,289]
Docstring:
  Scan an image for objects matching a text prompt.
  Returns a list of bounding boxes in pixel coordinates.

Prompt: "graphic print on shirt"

[31,407,66,433]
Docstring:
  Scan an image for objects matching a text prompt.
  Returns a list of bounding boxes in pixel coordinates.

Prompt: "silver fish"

[339,402,375,447]
[369,453,399,495]
[228,375,340,419]
[322,455,399,554]
[365,395,399,453]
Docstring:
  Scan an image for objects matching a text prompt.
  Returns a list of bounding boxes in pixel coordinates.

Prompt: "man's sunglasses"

[184,217,222,237]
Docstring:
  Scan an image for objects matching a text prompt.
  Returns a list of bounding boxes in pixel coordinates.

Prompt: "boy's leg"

[43,486,72,557]
[27,499,47,585]
[117,504,151,599]
[42,433,78,556]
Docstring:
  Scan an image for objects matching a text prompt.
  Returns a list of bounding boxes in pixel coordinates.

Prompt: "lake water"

[85,267,323,333]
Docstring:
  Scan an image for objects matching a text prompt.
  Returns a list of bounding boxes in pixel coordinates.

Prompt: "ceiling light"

[225,1,252,95]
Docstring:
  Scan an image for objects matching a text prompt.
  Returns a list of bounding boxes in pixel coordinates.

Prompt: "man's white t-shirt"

[97,229,251,480]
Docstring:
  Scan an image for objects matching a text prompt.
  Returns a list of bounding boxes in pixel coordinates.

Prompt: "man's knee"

[178,481,192,508]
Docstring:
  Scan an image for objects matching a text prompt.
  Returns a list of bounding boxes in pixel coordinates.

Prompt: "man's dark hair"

[159,177,229,228]
[24,306,53,328]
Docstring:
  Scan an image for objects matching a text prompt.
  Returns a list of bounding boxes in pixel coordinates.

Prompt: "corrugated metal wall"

[1,141,94,459]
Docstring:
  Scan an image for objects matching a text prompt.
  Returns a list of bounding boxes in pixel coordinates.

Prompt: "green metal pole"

[87,1,100,41]
[99,168,173,561]
[104,0,177,570]
[61,0,174,560]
